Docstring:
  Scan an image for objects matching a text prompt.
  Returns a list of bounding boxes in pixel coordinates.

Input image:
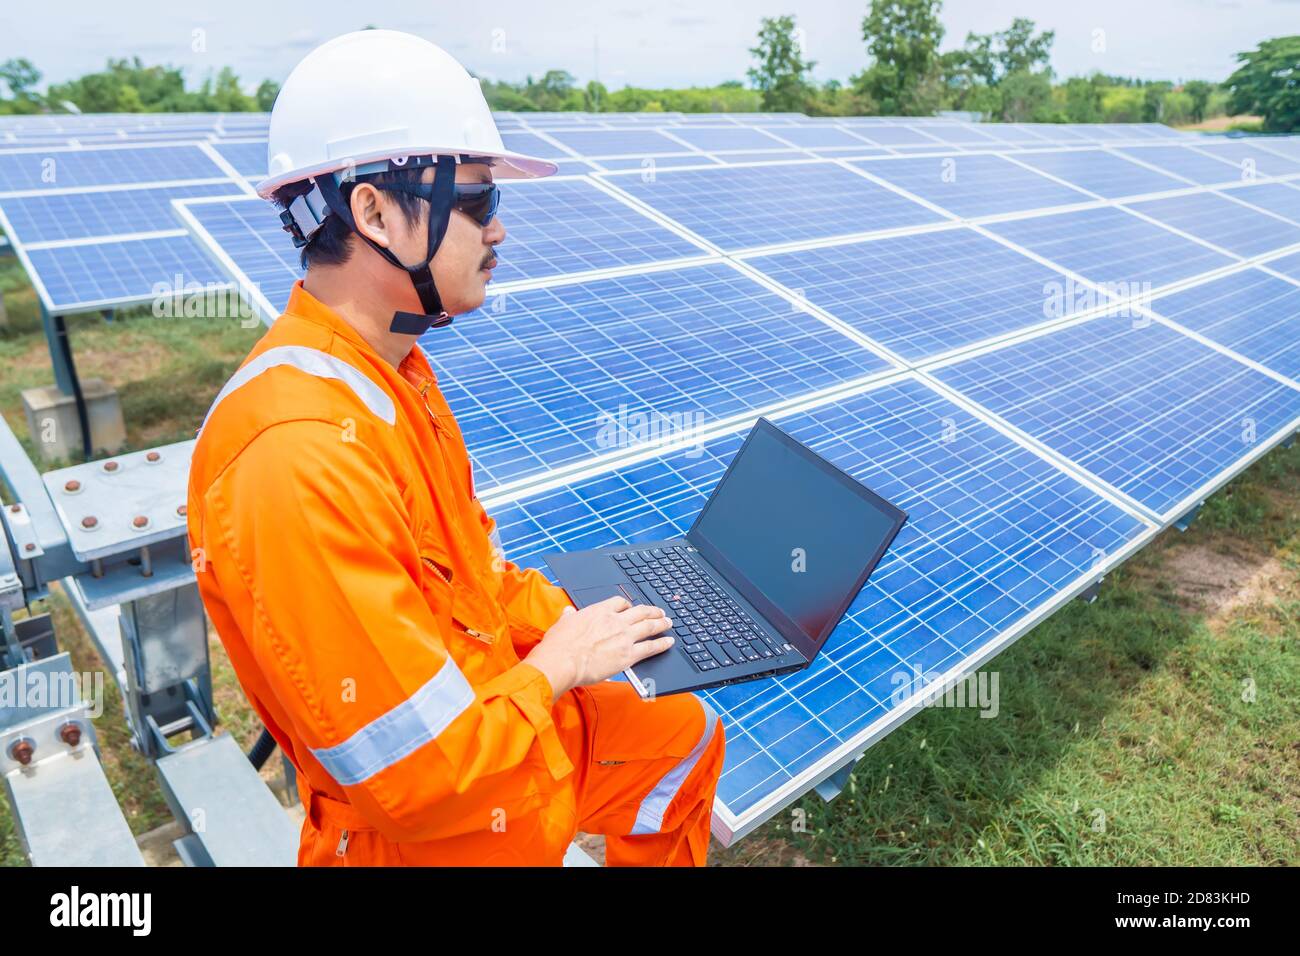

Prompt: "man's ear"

[349,182,390,249]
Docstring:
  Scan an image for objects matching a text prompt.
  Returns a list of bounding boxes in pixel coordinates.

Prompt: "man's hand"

[525,597,673,700]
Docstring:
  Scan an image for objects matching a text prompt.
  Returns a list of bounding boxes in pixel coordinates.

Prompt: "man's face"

[386,162,504,317]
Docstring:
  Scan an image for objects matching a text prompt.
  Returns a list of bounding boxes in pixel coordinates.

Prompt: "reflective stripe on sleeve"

[311,658,476,786]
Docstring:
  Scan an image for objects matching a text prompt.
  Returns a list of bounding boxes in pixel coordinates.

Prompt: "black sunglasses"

[372,180,500,226]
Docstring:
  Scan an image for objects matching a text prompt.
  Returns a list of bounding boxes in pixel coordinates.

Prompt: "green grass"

[1,256,1297,866]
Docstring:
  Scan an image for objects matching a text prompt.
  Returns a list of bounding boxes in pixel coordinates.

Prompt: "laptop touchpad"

[569,583,645,609]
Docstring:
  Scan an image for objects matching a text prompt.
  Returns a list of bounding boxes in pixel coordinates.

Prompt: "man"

[187,29,724,866]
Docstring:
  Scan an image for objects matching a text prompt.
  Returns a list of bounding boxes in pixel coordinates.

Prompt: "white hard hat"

[255,29,556,199]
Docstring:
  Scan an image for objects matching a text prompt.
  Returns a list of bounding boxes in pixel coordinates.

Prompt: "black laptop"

[545,418,907,697]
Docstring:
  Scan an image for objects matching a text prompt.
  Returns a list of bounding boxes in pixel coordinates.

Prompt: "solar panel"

[849,125,941,147]
[763,126,870,148]
[932,315,1300,517]
[1223,181,1300,225]
[499,131,575,160]
[24,234,232,312]
[665,126,791,152]
[1265,249,1300,282]
[212,141,267,178]
[1010,148,1187,198]
[600,161,946,252]
[742,227,1081,361]
[175,195,299,315]
[853,153,1092,218]
[983,206,1236,290]
[0,144,226,192]
[420,261,893,491]
[713,150,806,164]
[544,128,698,158]
[493,177,710,281]
[0,182,240,244]
[1123,191,1300,258]
[484,374,1150,832]
[1113,144,1247,186]
[1193,141,1300,180]
[1150,269,1300,381]
[594,154,718,171]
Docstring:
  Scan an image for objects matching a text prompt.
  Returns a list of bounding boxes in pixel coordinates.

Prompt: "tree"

[746,15,816,112]
[1141,81,1172,122]
[0,58,42,114]
[853,0,945,115]
[999,69,1054,121]
[584,80,608,112]
[255,79,280,112]
[941,17,1055,117]
[1224,36,1300,132]
[1183,80,1213,124]
[1062,74,1106,122]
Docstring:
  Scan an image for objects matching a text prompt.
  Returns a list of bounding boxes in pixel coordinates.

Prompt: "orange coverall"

[187,281,725,866]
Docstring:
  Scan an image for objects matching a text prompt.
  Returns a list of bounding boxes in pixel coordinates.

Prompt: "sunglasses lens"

[456,184,499,225]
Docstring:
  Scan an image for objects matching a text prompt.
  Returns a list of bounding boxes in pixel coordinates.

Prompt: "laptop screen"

[687,419,906,652]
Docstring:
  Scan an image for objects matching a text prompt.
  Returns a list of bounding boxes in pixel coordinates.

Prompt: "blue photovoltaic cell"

[848,125,941,147]
[545,128,697,157]
[594,154,717,171]
[934,316,1300,515]
[493,178,706,282]
[1151,269,1300,381]
[984,206,1235,289]
[486,376,1148,817]
[1012,149,1186,198]
[602,161,945,252]
[713,151,805,164]
[854,153,1091,218]
[764,126,869,148]
[212,141,267,178]
[420,262,890,490]
[499,131,573,160]
[551,160,597,175]
[1113,145,1241,186]
[745,227,1077,361]
[666,127,790,152]
[1266,250,1300,282]
[978,124,1055,145]
[1124,192,1300,258]
[810,146,893,159]
[0,182,239,243]
[179,196,301,312]
[915,124,1001,145]
[0,145,226,192]
[1224,182,1300,225]
[26,234,230,310]
[1258,137,1300,161]
[1194,142,1300,180]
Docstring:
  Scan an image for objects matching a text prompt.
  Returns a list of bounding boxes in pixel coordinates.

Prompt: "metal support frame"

[1174,503,1203,532]
[0,412,297,867]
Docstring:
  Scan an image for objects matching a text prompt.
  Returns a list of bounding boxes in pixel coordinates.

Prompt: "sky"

[2,0,1297,94]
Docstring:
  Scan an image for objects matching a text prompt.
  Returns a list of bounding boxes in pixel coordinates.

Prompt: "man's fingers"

[629,615,673,640]
[593,595,631,613]
[630,635,675,661]
[617,602,667,623]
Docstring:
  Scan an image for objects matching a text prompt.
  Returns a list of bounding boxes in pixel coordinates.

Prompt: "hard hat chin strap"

[312,156,458,336]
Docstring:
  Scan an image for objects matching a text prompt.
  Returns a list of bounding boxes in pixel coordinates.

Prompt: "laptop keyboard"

[613,546,794,673]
